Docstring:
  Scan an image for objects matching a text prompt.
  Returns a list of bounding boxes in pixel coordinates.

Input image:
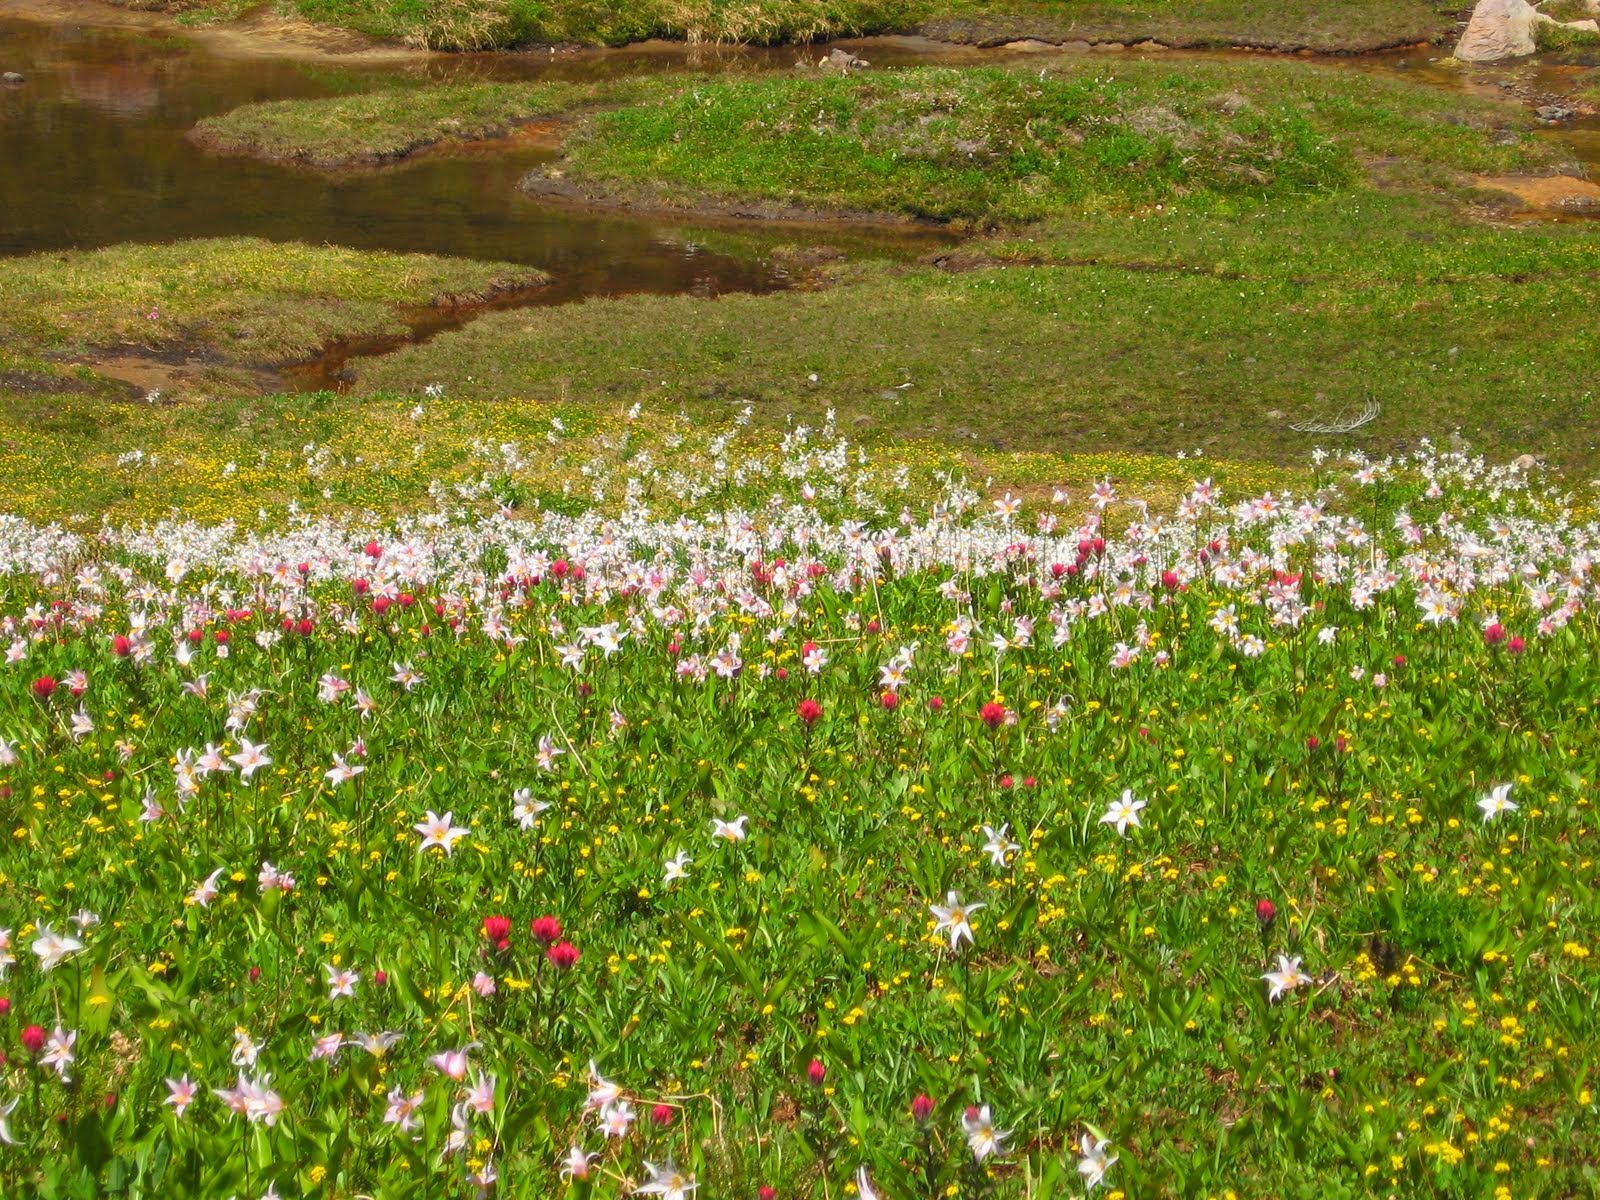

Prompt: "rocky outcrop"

[1456,0,1541,61]
[1457,0,1600,60]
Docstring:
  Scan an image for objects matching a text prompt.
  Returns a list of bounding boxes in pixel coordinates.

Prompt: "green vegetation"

[196,60,1558,218]
[353,189,1600,471]
[102,0,256,24]
[192,78,654,166]
[0,238,546,365]
[545,61,1557,223]
[129,0,1458,50]
[1535,18,1600,53]
[922,0,1453,51]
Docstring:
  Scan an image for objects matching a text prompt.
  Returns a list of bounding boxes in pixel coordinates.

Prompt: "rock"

[1000,39,1058,52]
[819,47,870,73]
[1513,453,1539,471]
[1,72,23,85]
[1563,17,1600,31]
[1059,40,1094,53]
[1456,0,1540,62]
[1536,103,1576,122]
[1090,41,1127,52]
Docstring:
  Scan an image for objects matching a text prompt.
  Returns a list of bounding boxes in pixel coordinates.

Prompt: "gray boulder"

[818,47,870,73]
[1,72,24,85]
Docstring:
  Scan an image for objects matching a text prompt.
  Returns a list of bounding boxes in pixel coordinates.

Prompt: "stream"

[1,10,1595,391]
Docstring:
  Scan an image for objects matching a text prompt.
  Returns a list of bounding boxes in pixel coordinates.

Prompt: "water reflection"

[0,17,941,303]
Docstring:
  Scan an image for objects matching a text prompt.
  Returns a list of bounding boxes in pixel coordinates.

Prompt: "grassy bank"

[103,0,1458,50]
[192,78,654,166]
[0,238,547,366]
[352,189,1600,472]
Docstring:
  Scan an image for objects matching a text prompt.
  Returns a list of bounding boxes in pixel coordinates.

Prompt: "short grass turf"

[351,190,1600,473]
[0,238,547,365]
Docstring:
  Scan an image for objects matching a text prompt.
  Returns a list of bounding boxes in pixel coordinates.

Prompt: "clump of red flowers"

[797,698,822,726]
[979,701,1008,730]
[482,915,512,953]
[531,915,561,946]
[546,941,580,971]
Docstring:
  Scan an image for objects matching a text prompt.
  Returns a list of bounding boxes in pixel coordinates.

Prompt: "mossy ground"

[0,238,547,365]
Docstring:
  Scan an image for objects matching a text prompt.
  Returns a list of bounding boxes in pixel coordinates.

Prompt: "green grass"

[0,238,547,366]
[1535,18,1600,53]
[353,188,1600,472]
[100,0,256,23]
[276,0,1458,50]
[540,60,1558,224]
[192,79,656,166]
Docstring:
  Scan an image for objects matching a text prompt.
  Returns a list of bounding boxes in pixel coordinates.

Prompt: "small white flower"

[1099,789,1146,837]
[31,924,84,972]
[929,891,984,952]
[1076,1132,1118,1190]
[1477,783,1517,823]
[1262,954,1312,1003]
[416,810,469,855]
[663,850,693,887]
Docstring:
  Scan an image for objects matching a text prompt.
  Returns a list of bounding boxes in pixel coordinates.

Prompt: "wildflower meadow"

[0,420,1594,1199]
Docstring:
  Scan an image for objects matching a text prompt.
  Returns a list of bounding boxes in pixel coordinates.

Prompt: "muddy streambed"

[1,12,1596,391]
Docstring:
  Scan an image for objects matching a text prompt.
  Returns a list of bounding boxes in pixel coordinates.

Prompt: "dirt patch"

[1476,172,1600,211]
[0,0,422,62]
[58,347,276,398]
[520,169,952,230]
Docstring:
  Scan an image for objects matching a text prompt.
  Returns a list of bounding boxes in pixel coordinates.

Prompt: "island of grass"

[190,79,657,167]
[0,237,548,370]
[101,0,1460,52]
[528,60,1562,225]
